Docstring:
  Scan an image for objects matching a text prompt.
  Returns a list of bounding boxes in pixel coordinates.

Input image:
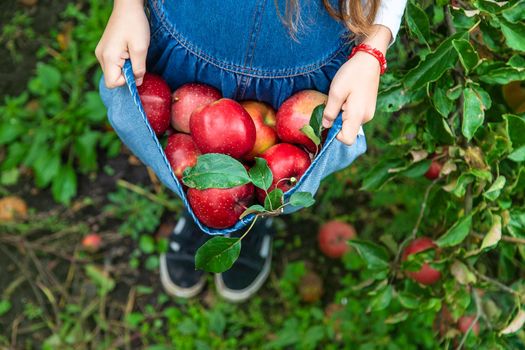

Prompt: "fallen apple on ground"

[82,233,102,253]
[171,83,222,133]
[318,220,356,258]
[165,133,201,180]
[276,90,327,153]
[137,73,172,135]
[299,271,324,303]
[190,98,256,159]
[0,196,28,222]
[402,237,441,285]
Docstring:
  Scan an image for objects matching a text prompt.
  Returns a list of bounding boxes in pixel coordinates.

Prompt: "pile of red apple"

[137,73,327,229]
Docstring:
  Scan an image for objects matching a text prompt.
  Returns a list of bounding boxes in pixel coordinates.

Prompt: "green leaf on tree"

[249,157,273,191]
[300,125,321,146]
[452,39,480,74]
[436,213,473,247]
[509,145,525,162]
[182,153,251,190]
[264,188,284,211]
[347,240,390,270]
[462,86,487,140]
[504,114,525,148]
[499,18,525,52]
[195,237,241,273]
[369,285,393,312]
[403,32,467,90]
[289,191,315,208]
[240,204,266,219]
[483,176,506,201]
[361,158,404,191]
[481,215,502,251]
[405,1,430,45]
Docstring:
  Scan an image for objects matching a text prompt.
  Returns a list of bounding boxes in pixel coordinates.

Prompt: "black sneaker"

[215,218,274,302]
[160,214,210,298]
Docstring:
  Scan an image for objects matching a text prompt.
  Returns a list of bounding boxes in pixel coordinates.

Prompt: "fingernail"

[136,78,143,86]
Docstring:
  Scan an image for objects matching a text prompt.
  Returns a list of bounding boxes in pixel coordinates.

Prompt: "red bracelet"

[348,43,387,75]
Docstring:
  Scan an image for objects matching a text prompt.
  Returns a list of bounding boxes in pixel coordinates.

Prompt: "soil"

[0,0,69,96]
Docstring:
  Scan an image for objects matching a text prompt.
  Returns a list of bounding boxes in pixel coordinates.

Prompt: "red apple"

[402,237,441,285]
[425,160,442,180]
[187,183,254,229]
[318,220,357,258]
[190,98,256,159]
[171,83,222,133]
[276,90,328,153]
[256,143,311,202]
[164,133,201,180]
[137,73,172,135]
[240,101,278,161]
[82,233,102,253]
[458,315,479,336]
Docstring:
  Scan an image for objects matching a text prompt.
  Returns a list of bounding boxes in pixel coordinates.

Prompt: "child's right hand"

[95,0,150,88]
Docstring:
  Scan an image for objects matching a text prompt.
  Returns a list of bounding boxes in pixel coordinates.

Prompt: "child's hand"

[322,25,392,145]
[95,0,149,88]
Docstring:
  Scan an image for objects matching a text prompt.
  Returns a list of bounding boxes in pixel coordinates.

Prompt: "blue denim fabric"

[100,0,367,235]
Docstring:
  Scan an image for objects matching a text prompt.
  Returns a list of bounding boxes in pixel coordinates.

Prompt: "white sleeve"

[373,0,408,43]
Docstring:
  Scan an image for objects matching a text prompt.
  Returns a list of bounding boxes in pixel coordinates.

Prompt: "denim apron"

[99,0,367,235]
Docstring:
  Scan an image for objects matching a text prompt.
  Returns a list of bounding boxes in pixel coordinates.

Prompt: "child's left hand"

[322,25,392,145]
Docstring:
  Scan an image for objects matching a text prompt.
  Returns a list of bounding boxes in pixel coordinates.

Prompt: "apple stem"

[238,215,259,242]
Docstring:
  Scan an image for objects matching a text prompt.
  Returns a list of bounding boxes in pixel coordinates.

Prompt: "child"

[96,0,406,302]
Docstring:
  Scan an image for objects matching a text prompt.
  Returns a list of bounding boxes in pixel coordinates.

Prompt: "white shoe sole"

[159,253,206,299]
[214,242,272,303]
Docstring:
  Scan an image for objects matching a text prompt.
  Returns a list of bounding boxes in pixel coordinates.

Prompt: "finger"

[129,44,147,86]
[323,88,346,129]
[336,104,363,146]
[103,60,126,88]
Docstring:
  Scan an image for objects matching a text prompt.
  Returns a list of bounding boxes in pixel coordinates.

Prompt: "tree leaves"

[499,18,525,52]
[182,154,251,190]
[300,104,325,147]
[265,188,284,211]
[289,192,315,208]
[436,213,473,247]
[195,237,241,273]
[405,1,430,45]
[462,85,491,140]
[452,39,480,74]
[347,240,389,271]
[403,32,467,90]
[500,309,525,335]
[51,163,77,205]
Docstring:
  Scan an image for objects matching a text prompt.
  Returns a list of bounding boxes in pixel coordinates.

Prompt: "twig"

[117,179,178,210]
[456,289,483,350]
[472,232,525,245]
[464,184,473,214]
[391,180,437,274]
[471,269,519,296]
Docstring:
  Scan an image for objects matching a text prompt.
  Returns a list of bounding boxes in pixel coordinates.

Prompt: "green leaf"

[300,125,321,146]
[483,176,506,201]
[398,292,420,309]
[264,188,284,211]
[400,159,432,178]
[0,122,25,145]
[195,237,241,273]
[35,63,61,91]
[500,309,525,335]
[361,158,404,191]
[75,131,99,173]
[509,145,525,162]
[289,192,315,208]
[239,204,266,219]
[33,152,61,188]
[502,0,525,23]
[452,39,479,73]
[436,213,473,247]
[499,18,525,51]
[51,163,77,205]
[347,240,389,270]
[139,235,156,254]
[377,83,414,113]
[462,87,486,140]
[432,86,454,118]
[369,285,393,312]
[505,114,525,148]
[249,158,273,191]
[0,300,12,317]
[309,104,325,136]
[403,32,467,90]
[443,173,475,197]
[426,113,455,144]
[182,154,251,190]
[85,265,115,295]
[405,1,430,44]
[450,260,477,285]
[83,91,107,122]
[481,215,502,251]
